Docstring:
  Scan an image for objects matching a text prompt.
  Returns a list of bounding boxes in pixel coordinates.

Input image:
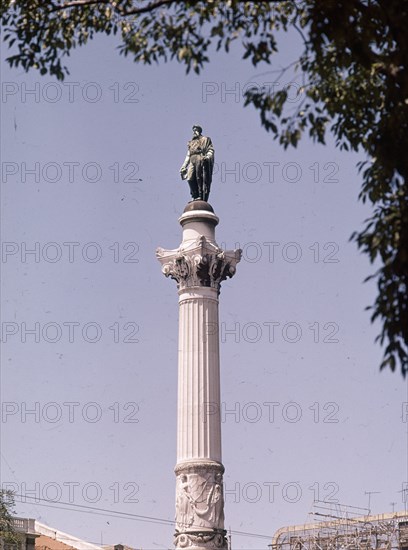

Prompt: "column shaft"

[177,289,222,463]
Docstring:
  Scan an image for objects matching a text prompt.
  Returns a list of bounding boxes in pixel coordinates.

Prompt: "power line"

[14,495,173,526]
[14,494,272,541]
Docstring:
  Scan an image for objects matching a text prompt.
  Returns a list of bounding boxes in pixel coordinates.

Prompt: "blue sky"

[1,23,407,550]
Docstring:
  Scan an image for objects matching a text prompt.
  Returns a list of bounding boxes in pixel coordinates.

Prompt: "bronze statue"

[180,125,215,202]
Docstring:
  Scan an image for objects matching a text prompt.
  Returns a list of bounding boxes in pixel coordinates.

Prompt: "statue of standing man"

[180,125,215,202]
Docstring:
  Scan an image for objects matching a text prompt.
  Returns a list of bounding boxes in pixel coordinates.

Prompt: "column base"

[174,529,228,550]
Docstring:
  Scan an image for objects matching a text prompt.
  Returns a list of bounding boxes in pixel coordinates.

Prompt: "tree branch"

[48,0,289,15]
[48,0,109,12]
[122,0,179,16]
[48,0,177,15]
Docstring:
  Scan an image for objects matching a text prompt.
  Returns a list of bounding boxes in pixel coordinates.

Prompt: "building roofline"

[35,522,104,550]
[271,510,408,546]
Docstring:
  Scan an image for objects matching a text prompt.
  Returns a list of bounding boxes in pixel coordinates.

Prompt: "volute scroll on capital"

[156,236,241,291]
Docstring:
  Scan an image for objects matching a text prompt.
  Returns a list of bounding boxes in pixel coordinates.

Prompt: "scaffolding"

[271,502,408,550]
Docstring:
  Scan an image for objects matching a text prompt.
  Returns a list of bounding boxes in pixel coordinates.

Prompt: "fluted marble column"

[156,201,241,550]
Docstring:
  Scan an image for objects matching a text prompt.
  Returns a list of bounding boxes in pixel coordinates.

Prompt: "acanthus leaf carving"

[156,237,241,291]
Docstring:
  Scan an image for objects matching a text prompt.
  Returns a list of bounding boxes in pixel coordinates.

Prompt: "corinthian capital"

[156,236,241,291]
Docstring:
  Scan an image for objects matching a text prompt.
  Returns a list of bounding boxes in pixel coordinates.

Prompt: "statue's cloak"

[183,135,215,181]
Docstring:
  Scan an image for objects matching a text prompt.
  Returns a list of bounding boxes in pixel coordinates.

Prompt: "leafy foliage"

[1,0,407,375]
[0,490,18,544]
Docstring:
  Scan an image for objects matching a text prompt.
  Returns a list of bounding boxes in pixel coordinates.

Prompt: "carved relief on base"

[175,462,225,531]
[174,461,227,549]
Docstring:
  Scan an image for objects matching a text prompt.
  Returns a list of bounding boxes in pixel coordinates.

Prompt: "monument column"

[157,201,241,550]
